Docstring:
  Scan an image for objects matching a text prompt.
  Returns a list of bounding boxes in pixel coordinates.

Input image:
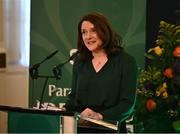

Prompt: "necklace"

[92,57,108,72]
[93,56,108,65]
[97,61,102,65]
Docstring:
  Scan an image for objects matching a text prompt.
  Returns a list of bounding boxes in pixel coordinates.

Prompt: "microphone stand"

[36,75,56,109]
[52,51,79,80]
[29,50,58,109]
[29,50,58,79]
[52,59,69,80]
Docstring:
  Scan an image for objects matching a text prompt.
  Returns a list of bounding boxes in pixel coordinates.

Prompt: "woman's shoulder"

[114,50,137,70]
[113,49,136,62]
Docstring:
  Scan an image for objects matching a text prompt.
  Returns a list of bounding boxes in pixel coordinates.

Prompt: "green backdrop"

[29,0,146,109]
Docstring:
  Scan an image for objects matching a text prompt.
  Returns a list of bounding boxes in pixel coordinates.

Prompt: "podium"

[0,105,78,133]
[0,105,121,133]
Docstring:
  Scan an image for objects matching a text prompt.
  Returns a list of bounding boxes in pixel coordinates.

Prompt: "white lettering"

[33,100,66,110]
[63,88,71,96]
[49,85,56,96]
[56,88,63,96]
[59,103,65,108]
[48,84,71,97]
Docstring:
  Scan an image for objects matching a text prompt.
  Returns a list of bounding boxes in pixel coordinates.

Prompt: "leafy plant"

[135,21,180,132]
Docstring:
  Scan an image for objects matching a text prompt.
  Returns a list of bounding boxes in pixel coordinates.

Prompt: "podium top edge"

[0,105,76,116]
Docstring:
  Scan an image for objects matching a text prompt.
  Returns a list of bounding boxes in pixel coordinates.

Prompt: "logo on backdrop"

[33,85,71,109]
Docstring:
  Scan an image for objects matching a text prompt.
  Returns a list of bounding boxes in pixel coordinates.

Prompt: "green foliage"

[135,21,180,132]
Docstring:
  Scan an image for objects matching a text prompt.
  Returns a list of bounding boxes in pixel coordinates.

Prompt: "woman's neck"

[92,49,107,59]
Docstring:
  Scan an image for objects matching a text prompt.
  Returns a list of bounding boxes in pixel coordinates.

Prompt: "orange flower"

[173,46,180,57]
[146,99,156,112]
[163,68,173,78]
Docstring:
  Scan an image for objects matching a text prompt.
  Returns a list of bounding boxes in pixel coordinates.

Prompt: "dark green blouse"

[65,50,137,122]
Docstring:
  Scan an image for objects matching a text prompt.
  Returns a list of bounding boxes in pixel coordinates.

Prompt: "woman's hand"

[80,108,103,120]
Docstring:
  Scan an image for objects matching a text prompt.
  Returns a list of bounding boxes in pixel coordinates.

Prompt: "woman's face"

[81,21,103,52]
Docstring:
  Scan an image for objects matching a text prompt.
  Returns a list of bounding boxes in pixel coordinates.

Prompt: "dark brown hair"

[77,12,123,61]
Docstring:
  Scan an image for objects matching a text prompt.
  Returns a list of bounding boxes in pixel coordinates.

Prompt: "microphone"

[53,51,79,79]
[46,50,58,60]
[69,50,79,61]
[29,50,58,79]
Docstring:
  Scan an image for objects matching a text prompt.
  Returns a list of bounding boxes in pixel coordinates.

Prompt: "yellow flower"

[148,46,163,56]
[162,82,167,88]
[156,91,161,96]
[162,91,168,99]
[154,46,163,56]
[160,82,167,92]
[148,48,153,53]
[160,87,166,93]
[156,82,168,98]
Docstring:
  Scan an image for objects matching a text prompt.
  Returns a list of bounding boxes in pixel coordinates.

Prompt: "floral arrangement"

[135,21,180,132]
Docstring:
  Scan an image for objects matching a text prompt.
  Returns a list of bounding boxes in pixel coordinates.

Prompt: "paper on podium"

[78,115,118,131]
[33,105,64,111]
[45,106,64,111]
